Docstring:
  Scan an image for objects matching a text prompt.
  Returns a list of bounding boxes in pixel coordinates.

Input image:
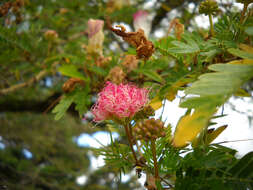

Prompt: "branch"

[0,92,62,113]
[0,62,58,95]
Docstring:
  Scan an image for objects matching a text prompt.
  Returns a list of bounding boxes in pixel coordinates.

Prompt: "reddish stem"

[124,124,138,164]
[151,140,159,179]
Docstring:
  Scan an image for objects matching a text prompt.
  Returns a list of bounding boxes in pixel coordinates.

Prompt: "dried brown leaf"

[108,24,155,60]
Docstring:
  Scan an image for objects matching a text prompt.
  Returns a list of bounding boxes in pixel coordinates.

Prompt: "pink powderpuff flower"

[92,82,149,122]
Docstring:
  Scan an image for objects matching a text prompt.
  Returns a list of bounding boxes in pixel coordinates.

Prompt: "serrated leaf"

[180,95,225,109]
[52,95,74,120]
[228,48,253,59]
[167,47,199,54]
[167,39,199,54]
[52,87,90,119]
[186,64,253,96]
[73,88,90,117]
[58,64,88,81]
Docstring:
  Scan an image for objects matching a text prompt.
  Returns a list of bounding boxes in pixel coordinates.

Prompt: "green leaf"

[245,26,253,36]
[166,39,200,54]
[58,64,88,81]
[73,87,90,117]
[228,48,253,59]
[180,95,225,109]
[52,95,74,120]
[52,87,90,120]
[186,64,253,96]
[87,65,107,76]
[183,63,253,111]
[135,69,164,83]
[229,152,253,178]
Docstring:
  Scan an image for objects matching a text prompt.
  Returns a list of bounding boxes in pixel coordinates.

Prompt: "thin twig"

[43,95,62,114]
[213,139,253,145]
[151,140,159,180]
[124,124,138,164]
[160,176,174,189]
[0,62,58,95]
[240,3,249,23]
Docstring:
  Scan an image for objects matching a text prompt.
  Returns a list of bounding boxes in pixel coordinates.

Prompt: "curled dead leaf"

[108,24,155,60]
[168,18,184,40]
[62,78,84,93]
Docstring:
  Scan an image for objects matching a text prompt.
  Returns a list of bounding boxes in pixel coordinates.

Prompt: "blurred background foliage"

[0,0,253,189]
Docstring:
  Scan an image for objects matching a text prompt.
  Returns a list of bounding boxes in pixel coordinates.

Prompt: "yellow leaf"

[228,59,253,65]
[239,44,253,54]
[64,57,70,63]
[172,110,213,148]
[166,89,177,101]
[235,88,251,97]
[206,125,227,144]
[166,79,190,101]
[161,4,171,12]
[149,96,163,110]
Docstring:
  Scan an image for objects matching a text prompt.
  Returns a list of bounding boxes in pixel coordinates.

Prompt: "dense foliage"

[1,0,253,189]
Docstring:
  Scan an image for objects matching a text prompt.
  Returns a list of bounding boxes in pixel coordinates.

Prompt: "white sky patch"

[76,131,119,148]
[143,0,156,9]
[90,155,105,171]
[194,15,218,29]
[154,97,187,131]
[154,29,165,38]
[121,172,131,183]
[212,97,253,157]
[76,175,88,186]
[137,173,146,187]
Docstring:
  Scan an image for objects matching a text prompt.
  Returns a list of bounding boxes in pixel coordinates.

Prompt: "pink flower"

[92,82,149,122]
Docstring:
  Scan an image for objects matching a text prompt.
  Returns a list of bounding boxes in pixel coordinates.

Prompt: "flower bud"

[106,66,126,85]
[44,30,58,40]
[121,55,139,73]
[86,19,104,56]
[199,0,219,16]
[133,119,166,141]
